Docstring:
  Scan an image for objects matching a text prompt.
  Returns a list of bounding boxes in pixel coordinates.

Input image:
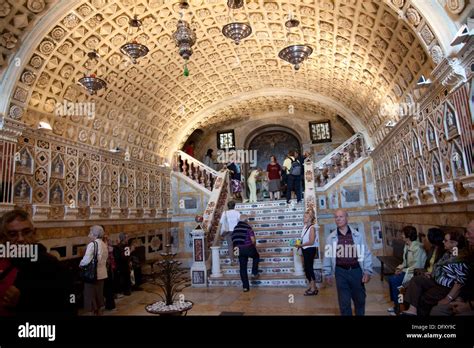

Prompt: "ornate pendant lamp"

[173,1,196,77]
[227,0,244,9]
[120,15,149,64]
[222,0,252,45]
[79,50,107,95]
[278,15,312,71]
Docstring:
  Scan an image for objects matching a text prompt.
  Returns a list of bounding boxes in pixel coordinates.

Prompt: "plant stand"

[145,300,193,316]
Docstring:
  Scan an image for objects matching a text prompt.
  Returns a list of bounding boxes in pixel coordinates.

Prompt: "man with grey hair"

[323,209,373,316]
[232,214,260,292]
[0,209,75,316]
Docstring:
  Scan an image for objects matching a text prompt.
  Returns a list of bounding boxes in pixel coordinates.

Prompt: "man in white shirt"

[219,201,241,265]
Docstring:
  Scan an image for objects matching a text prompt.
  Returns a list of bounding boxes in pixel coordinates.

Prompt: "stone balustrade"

[174,151,219,191]
[313,133,366,188]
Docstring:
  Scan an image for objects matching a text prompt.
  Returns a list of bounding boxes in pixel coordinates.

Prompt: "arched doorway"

[247,127,301,170]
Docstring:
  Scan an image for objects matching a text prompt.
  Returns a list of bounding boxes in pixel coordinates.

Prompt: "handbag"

[80,241,98,283]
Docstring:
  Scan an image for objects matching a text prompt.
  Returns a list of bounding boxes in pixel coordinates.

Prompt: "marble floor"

[99,272,393,316]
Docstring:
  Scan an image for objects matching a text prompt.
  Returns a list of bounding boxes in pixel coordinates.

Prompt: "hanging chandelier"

[227,0,244,9]
[222,0,252,45]
[222,23,252,45]
[120,15,149,64]
[173,1,196,77]
[78,50,107,95]
[278,16,312,70]
[279,45,313,71]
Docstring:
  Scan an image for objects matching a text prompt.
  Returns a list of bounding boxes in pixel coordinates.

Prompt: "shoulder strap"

[301,224,312,239]
[92,241,98,262]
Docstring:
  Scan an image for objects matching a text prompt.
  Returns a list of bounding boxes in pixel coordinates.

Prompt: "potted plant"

[145,245,193,316]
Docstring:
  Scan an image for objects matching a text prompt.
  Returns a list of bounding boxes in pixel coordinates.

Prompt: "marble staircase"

[208,200,308,288]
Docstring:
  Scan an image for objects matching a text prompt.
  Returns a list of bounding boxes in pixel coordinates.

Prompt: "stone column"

[210,246,223,278]
[0,116,24,206]
[190,228,208,287]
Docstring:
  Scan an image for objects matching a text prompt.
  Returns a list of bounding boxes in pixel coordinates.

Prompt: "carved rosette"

[446,0,466,15]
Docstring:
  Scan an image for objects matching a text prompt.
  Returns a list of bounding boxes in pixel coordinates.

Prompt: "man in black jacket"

[0,209,76,317]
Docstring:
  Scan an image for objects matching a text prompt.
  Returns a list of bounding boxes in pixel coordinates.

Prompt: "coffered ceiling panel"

[2,0,449,163]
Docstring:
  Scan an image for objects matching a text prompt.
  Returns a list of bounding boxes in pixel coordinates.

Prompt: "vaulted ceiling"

[0,0,463,164]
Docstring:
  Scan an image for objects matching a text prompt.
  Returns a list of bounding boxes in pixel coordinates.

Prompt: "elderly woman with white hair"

[80,225,108,315]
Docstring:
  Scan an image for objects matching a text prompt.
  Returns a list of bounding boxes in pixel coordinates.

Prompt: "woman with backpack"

[282,150,302,204]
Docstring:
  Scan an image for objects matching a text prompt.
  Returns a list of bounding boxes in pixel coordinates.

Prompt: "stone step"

[219,248,293,257]
[254,229,302,238]
[221,235,298,248]
[219,244,293,256]
[237,206,305,215]
[252,221,304,230]
[247,214,304,223]
[208,274,307,287]
[235,200,304,210]
[221,263,294,275]
[220,255,294,265]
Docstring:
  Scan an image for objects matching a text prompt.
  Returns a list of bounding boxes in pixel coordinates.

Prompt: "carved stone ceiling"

[2,0,444,163]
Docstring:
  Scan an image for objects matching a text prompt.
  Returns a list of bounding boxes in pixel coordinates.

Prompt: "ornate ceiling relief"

[3,0,446,163]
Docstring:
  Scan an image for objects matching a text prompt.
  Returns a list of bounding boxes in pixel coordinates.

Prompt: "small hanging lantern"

[173,1,196,77]
[222,0,252,45]
[78,50,107,95]
[120,15,149,64]
[278,15,312,71]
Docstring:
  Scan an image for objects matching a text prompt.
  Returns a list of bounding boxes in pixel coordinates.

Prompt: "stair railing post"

[210,246,223,278]
[190,227,208,287]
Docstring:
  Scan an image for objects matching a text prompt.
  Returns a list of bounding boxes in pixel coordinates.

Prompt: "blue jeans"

[286,174,302,202]
[335,266,366,316]
[388,272,405,305]
[238,246,260,290]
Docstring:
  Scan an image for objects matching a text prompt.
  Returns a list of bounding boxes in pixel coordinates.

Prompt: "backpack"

[289,158,302,176]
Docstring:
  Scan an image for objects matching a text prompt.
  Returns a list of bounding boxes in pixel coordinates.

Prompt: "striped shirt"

[232,221,255,248]
[433,253,469,288]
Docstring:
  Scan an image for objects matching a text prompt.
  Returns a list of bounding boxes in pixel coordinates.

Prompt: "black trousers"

[238,246,260,290]
[286,174,302,202]
[405,275,450,316]
[302,247,317,282]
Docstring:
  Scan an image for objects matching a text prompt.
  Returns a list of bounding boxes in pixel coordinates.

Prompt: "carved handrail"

[313,133,367,188]
[314,133,364,169]
[174,151,219,191]
[200,170,230,252]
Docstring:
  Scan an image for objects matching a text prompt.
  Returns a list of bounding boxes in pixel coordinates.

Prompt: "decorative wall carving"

[12,130,170,219]
[373,81,473,208]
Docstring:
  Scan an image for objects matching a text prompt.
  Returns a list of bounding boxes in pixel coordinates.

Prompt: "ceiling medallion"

[78,50,107,95]
[222,0,252,45]
[173,1,196,77]
[278,16,312,70]
[120,15,149,64]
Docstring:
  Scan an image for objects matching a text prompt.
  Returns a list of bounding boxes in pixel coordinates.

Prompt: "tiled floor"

[100,272,393,316]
